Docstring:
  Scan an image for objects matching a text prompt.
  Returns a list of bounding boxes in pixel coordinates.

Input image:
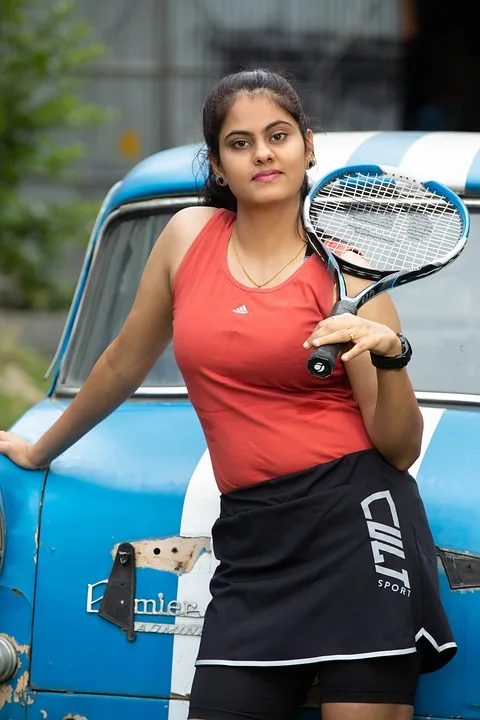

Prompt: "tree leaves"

[0,0,110,308]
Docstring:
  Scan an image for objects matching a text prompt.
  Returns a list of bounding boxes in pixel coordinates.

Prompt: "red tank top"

[173,209,373,493]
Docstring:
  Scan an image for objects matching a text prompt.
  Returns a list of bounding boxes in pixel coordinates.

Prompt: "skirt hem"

[196,632,458,668]
[195,646,418,667]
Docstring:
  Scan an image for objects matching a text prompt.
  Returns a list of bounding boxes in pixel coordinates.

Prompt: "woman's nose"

[253,141,275,164]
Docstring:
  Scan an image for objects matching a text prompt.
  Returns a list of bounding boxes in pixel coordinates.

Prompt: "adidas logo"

[232,304,248,314]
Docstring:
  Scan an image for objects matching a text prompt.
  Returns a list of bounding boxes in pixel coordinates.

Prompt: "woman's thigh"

[188,663,316,720]
[318,652,420,704]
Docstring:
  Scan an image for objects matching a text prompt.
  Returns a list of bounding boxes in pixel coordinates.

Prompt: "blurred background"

[1,0,479,426]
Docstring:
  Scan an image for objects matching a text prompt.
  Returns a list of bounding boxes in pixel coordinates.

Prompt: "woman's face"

[212,92,313,208]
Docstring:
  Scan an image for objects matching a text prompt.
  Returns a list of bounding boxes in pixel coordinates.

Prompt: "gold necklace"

[231,232,307,288]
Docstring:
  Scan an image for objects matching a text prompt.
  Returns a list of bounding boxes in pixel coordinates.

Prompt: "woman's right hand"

[0,431,45,470]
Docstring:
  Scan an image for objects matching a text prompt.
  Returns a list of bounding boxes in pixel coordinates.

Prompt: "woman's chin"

[240,188,301,208]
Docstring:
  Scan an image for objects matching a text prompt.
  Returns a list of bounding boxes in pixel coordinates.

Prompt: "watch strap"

[370,332,412,370]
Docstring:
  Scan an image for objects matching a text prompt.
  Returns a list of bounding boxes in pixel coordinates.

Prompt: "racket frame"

[302,163,470,375]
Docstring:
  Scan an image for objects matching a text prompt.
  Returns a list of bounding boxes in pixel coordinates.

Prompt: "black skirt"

[196,450,456,674]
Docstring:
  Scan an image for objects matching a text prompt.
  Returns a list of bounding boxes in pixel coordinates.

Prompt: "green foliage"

[0,0,111,308]
[0,332,48,430]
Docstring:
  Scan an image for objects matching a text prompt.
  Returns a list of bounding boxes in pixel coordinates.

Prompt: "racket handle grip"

[307,299,357,378]
[307,343,342,378]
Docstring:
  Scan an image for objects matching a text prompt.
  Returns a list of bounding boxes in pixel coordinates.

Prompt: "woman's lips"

[252,171,282,182]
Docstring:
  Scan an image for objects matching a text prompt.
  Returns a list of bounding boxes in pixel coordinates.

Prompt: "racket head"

[303,163,470,283]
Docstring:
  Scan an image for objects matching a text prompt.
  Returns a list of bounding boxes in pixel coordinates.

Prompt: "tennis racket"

[303,163,470,378]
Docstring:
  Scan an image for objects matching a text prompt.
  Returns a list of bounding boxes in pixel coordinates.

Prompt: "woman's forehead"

[222,93,293,133]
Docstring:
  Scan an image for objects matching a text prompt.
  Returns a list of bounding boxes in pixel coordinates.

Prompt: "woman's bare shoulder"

[169,204,220,235]
[163,205,225,279]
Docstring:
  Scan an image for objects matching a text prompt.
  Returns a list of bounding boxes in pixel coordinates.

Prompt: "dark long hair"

[197,69,312,212]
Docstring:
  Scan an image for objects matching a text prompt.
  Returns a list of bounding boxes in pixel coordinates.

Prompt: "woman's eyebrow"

[224,120,293,141]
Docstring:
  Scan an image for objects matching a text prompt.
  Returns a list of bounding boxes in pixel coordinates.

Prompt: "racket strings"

[309,172,462,272]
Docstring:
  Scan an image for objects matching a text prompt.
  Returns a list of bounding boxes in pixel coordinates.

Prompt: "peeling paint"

[0,684,13,711]
[63,715,88,720]
[40,711,48,719]
[171,692,191,701]
[0,636,35,707]
[112,536,211,574]
[13,669,35,705]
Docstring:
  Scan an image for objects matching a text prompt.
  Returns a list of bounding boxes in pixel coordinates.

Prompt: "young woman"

[0,69,456,720]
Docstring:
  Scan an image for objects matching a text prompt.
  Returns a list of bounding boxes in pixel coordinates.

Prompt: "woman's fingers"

[303,314,357,349]
[311,327,356,346]
[304,314,398,358]
[0,431,40,470]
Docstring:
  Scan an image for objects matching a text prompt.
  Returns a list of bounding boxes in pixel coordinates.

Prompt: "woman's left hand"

[303,313,402,362]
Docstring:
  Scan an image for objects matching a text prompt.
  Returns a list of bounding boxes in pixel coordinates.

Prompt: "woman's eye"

[271,132,287,142]
[232,139,249,149]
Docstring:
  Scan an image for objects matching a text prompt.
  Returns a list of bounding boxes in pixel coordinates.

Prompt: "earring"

[308,158,316,169]
[216,175,227,186]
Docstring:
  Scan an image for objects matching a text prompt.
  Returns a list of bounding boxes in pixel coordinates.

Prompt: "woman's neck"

[234,198,304,254]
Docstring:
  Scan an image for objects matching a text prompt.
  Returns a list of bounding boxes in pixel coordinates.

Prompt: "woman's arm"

[304,265,423,471]
[341,283,423,471]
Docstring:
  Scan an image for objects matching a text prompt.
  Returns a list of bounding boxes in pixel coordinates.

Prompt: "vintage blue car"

[1,131,479,719]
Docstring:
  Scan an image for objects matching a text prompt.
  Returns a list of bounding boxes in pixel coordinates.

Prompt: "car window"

[60,209,184,388]
[394,208,479,395]
[60,205,479,396]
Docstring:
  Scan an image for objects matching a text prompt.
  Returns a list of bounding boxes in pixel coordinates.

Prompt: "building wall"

[72,0,404,196]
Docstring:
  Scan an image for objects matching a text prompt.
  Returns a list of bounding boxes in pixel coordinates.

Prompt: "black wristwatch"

[370,332,412,371]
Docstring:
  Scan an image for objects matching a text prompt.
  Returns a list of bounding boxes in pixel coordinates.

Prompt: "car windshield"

[60,204,479,396]
[60,207,183,388]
